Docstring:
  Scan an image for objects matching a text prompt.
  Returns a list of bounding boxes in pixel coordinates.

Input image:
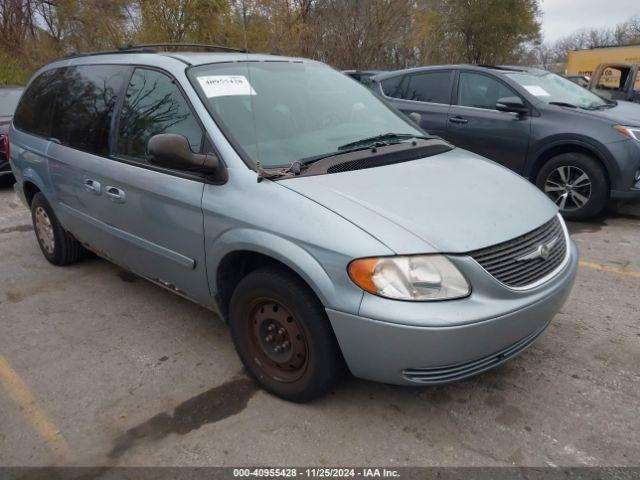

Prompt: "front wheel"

[229,268,344,402]
[535,153,608,221]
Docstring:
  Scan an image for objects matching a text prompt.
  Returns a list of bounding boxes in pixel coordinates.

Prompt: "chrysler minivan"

[10,46,578,401]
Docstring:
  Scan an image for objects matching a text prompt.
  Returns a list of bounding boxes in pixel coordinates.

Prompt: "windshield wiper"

[256,161,301,183]
[337,132,431,151]
[548,101,578,109]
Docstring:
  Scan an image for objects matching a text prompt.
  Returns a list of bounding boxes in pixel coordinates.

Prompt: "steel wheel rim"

[248,299,308,383]
[544,166,592,211]
[34,206,55,255]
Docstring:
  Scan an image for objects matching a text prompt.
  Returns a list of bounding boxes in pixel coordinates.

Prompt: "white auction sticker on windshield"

[523,85,550,96]
[197,75,256,98]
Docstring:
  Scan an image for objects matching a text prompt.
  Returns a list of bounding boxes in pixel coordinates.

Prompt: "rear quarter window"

[13,69,60,138]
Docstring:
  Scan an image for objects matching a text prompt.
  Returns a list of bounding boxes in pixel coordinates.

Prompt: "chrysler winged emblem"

[515,235,559,262]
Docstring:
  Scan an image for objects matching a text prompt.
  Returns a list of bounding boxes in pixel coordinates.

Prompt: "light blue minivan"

[9,45,578,401]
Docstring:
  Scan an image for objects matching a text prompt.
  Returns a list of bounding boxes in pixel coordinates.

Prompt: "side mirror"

[408,112,422,125]
[147,133,219,172]
[496,96,528,114]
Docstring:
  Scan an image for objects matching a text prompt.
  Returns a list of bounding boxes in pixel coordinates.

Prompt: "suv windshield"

[189,61,424,167]
[506,71,608,109]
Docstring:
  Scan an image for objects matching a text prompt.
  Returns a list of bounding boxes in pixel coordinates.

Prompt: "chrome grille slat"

[473,220,562,265]
[469,216,567,289]
[495,243,566,281]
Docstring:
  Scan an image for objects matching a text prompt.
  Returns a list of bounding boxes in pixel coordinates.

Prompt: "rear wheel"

[536,153,608,220]
[229,267,344,402]
[31,193,85,266]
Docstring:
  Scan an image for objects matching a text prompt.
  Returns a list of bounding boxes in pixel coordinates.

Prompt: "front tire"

[31,192,85,266]
[229,267,344,402]
[535,153,608,221]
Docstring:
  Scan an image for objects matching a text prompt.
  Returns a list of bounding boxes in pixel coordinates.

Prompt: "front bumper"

[608,138,640,199]
[327,240,578,385]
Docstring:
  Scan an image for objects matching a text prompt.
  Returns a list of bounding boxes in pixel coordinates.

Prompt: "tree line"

[0,0,638,85]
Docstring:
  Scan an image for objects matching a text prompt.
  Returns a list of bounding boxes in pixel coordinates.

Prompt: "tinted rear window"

[13,70,60,137]
[51,65,128,156]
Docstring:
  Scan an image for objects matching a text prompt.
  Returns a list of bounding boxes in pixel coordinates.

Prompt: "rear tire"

[0,174,14,187]
[31,192,85,266]
[229,267,344,402]
[535,153,608,221]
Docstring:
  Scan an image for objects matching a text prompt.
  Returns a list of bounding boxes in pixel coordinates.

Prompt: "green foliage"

[430,0,541,64]
[0,51,29,86]
[1,0,543,74]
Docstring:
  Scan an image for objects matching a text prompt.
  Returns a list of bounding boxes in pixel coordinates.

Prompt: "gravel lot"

[0,183,639,468]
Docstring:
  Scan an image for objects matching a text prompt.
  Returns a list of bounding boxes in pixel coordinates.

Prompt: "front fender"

[526,135,618,182]
[207,228,362,314]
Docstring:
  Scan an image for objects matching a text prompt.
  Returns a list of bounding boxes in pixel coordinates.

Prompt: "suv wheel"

[536,153,608,220]
[229,267,344,402]
[31,193,85,265]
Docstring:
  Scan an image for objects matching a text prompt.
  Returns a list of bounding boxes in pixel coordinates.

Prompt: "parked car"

[10,46,578,401]
[0,85,24,185]
[588,62,639,103]
[565,75,590,88]
[372,65,640,220]
[343,69,385,87]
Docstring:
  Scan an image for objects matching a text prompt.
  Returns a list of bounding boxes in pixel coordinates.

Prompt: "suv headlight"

[348,255,470,301]
[614,125,640,141]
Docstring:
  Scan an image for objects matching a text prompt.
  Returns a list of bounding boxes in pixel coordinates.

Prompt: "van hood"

[280,149,558,254]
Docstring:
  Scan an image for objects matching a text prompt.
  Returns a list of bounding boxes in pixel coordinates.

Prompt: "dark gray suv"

[372,65,640,220]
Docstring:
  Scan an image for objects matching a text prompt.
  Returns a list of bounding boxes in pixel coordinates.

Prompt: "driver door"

[446,71,531,173]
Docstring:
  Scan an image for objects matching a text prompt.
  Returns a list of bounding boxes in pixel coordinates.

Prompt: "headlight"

[348,255,470,301]
[613,125,640,141]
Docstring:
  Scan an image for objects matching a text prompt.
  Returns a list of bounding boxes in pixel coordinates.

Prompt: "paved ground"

[0,183,639,468]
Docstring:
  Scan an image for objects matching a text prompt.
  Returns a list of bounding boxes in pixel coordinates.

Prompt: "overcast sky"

[540,0,640,42]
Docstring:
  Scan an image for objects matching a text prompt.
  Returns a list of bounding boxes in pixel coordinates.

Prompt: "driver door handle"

[449,116,468,124]
[105,186,126,203]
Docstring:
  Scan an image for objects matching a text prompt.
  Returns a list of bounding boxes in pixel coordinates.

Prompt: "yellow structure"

[566,45,640,77]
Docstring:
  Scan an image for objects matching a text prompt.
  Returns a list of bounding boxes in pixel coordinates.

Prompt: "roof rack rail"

[480,64,528,71]
[63,43,248,60]
[119,43,249,54]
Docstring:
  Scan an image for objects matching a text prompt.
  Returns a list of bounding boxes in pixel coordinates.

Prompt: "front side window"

[405,71,452,104]
[13,69,61,137]
[51,65,128,156]
[457,72,517,110]
[506,71,608,109]
[117,69,203,161]
[190,61,423,167]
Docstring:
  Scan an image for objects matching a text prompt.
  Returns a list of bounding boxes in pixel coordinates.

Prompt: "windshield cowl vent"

[319,140,453,175]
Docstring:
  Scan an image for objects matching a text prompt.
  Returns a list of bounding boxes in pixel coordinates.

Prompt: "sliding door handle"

[83,179,101,194]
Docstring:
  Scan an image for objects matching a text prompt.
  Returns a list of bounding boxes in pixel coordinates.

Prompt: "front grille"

[402,320,549,383]
[469,216,567,289]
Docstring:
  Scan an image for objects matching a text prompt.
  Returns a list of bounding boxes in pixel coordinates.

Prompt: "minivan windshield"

[189,61,424,167]
[506,71,609,109]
